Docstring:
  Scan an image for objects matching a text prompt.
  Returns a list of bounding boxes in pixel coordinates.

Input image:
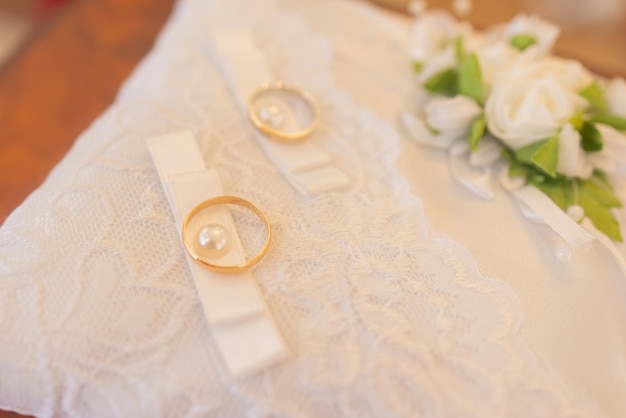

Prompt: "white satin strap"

[211,26,350,194]
[147,130,287,377]
[513,185,595,249]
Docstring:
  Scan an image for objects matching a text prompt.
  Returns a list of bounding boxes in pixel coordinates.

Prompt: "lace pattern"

[0,0,603,416]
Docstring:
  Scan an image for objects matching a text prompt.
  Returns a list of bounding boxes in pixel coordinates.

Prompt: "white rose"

[418,46,456,84]
[508,56,594,92]
[409,10,458,62]
[426,95,483,137]
[460,17,549,87]
[588,124,626,183]
[556,123,593,178]
[605,77,626,117]
[477,41,523,86]
[486,74,587,149]
[506,14,560,55]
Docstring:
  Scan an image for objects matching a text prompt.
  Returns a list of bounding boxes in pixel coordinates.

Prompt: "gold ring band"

[247,81,320,141]
[182,196,271,274]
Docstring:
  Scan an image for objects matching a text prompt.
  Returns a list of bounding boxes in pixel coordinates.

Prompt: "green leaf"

[535,178,577,211]
[501,148,514,162]
[510,33,537,51]
[423,68,458,96]
[458,53,486,104]
[454,35,465,62]
[580,176,622,208]
[568,112,584,131]
[515,136,559,179]
[508,160,530,178]
[531,136,559,177]
[579,188,623,242]
[591,113,626,131]
[561,180,576,209]
[468,114,486,151]
[515,139,548,165]
[579,82,608,112]
[592,170,613,190]
[580,121,603,152]
[528,171,547,186]
[535,179,568,209]
[412,61,424,74]
[515,137,559,177]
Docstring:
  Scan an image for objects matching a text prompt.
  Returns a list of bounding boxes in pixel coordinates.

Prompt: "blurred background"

[0,0,70,67]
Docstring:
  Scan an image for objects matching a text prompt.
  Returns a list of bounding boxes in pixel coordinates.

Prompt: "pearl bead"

[566,205,585,222]
[196,224,231,258]
[555,246,572,263]
[258,104,284,128]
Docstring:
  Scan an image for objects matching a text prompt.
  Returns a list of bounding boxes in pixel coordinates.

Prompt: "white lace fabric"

[0,0,613,416]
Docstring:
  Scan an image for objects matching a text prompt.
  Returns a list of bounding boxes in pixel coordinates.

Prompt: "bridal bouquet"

[403,11,626,242]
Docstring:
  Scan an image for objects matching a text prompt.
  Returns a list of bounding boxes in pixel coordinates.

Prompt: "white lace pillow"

[0,0,612,416]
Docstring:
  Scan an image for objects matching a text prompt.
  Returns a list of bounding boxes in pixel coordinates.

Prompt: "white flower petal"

[418,46,456,84]
[478,41,520,86]
[409,10,458,62]
[469,135,502,167]
[401,112,459,149]
[556,124,593,178]
[498,164,526,191]
[507,14,560,54]
[589,124,626,184]
[449,148,495,199]
[425,95,482,136]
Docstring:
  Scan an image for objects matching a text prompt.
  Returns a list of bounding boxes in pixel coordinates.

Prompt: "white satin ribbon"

[581,218,626,276]
[512,185,595,249]
[211,26,350,195]
[449,141,495,200]
[147,130,287,377]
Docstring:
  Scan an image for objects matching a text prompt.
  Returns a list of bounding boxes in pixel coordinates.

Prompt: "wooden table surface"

[0,0,175,225]
[0,0,624,416]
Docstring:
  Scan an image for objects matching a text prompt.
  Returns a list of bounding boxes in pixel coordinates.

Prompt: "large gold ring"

[182,196,271,274]
[247,81,320,142]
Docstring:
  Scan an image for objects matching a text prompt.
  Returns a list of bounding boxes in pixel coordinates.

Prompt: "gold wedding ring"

[247,81,320,141]
[182,196,271,274]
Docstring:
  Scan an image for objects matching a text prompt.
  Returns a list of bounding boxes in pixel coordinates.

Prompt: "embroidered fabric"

[0,0,606,416]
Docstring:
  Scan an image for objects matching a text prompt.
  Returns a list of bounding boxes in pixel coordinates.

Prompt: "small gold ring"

[182,196,271,274]
[247,81,320,142]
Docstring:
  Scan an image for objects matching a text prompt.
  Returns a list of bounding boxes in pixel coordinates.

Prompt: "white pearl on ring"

[196,223,231,258]
[258,104,284,128]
